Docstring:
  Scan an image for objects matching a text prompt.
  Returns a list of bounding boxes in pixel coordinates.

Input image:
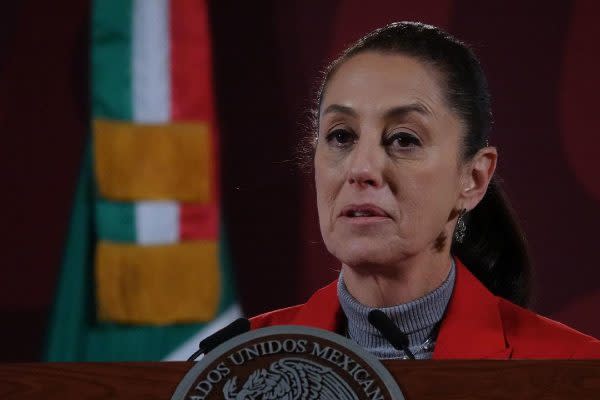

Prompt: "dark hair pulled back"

[308,21,532,307]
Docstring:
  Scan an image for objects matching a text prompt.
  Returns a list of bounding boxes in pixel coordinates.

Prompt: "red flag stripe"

[170,0,220,235]
[180,203,219,241]
[170,0,215,122]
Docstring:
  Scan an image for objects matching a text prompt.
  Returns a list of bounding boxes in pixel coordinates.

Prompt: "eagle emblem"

[223,357,359,400]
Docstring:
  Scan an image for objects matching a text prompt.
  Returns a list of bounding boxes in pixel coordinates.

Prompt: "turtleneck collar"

[337,259,456,359]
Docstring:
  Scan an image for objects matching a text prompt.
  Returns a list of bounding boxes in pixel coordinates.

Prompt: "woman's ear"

[460,147,497,210]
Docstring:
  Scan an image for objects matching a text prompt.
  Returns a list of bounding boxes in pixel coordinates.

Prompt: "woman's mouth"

[339,204,391,223]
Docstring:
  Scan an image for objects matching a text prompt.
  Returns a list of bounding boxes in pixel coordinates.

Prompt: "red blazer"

[251,259,600,359]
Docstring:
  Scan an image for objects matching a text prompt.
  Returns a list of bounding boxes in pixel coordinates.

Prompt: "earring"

[454,209,467,243]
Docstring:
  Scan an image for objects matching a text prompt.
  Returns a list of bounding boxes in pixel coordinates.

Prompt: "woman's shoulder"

[249,280,341,331]
[497,297,600,358]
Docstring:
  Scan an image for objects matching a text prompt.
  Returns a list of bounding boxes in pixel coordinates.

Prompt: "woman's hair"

[304,21,532,307]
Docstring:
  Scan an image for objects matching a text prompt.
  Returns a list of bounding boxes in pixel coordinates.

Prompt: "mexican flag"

[45,0,240,361]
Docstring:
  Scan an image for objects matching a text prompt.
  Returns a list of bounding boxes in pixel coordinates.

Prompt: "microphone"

[368,309,415,360]
[187,317,251,361]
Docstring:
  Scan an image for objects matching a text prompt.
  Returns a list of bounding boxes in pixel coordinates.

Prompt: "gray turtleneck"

[338,260,456,360]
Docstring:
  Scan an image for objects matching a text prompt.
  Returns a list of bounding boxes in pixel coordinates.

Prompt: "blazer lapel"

[433,259,512,359]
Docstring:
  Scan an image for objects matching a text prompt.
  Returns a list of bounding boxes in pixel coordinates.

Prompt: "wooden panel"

[383,360,600,399]
[0,361,599,399]
[0,362,188,400]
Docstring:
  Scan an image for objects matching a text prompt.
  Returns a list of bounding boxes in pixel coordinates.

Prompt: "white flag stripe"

[132,0,171,123]
[135,201,179,244]
[162,303,244,361]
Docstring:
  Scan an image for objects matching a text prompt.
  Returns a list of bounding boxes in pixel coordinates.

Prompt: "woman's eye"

[325,129,355,147]
[385,132,421,149]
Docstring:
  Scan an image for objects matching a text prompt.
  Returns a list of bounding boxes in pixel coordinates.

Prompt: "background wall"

[1,0,599,361]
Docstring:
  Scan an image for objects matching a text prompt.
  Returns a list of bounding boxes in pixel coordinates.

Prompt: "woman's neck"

[341,251,453,307]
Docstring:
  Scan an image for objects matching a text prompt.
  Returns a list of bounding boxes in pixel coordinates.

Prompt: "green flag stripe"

[95,200,136,242]
[45,143,95,361]
[218,225,237,313]
[92,0,133,120]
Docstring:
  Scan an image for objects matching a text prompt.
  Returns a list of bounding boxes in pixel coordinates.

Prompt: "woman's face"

[315,52,469,270]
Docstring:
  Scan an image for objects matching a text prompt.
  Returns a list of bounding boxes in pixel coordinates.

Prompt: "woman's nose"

[347,142,384,188]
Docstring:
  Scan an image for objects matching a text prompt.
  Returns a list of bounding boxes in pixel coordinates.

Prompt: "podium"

[1,361,599,399]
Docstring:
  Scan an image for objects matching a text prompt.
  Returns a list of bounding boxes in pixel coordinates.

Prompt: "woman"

[251,22,600,359]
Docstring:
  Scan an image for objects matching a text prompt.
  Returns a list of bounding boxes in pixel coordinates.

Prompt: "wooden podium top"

[1,360,599,399]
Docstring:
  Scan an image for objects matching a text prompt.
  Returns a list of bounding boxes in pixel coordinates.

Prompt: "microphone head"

[199,317,251,353]
[368,309,410,351]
